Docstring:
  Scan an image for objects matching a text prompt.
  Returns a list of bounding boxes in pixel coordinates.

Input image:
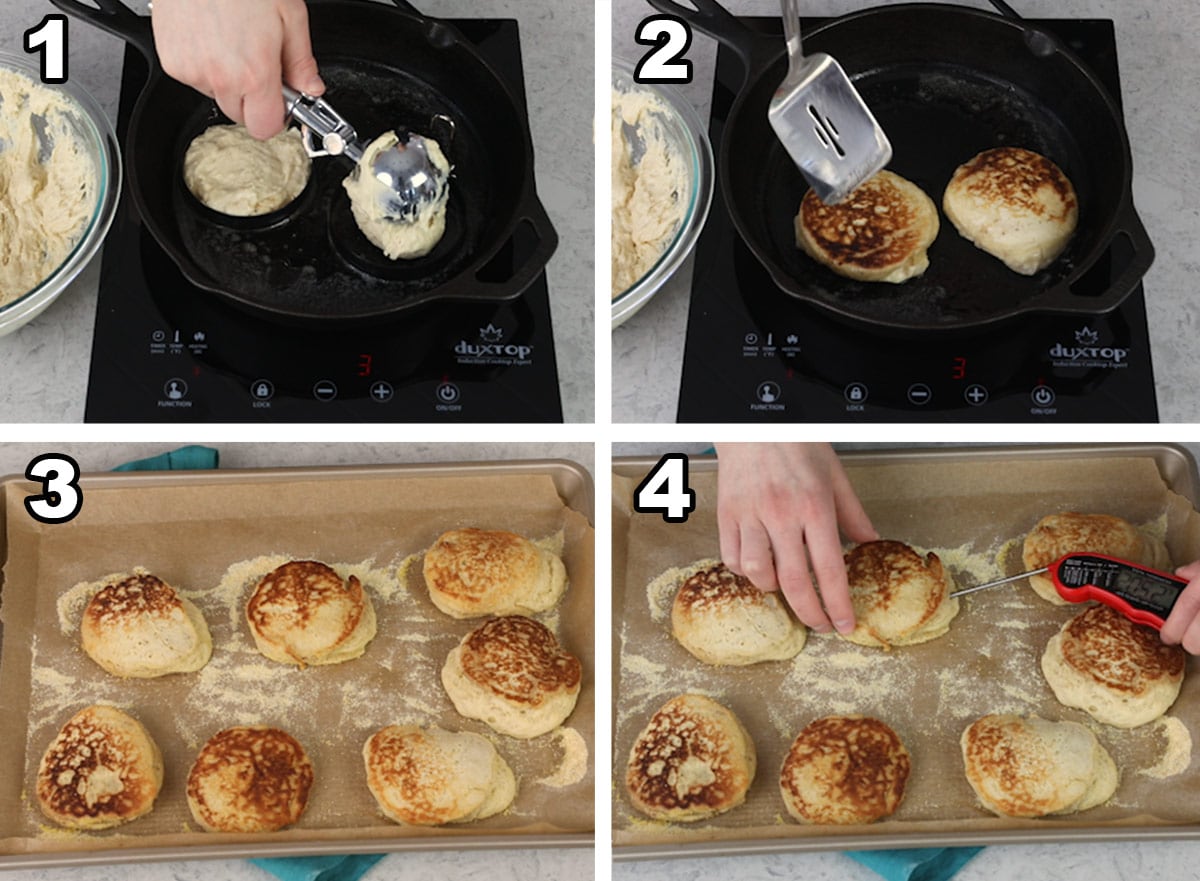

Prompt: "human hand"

[151,0,324,139]
[715,443,878,635]
[1159,560,1200,654]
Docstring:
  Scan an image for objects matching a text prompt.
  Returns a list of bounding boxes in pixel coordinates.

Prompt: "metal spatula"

[767,0,891,204]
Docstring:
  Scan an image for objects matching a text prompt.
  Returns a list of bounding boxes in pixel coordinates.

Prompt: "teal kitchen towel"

[111,445,219,471]
[250,855,386,881]
[848,847,984,881]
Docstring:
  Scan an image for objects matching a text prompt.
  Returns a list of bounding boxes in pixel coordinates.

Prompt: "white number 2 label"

[24,14,69,85]
[25,454,83,524]
[634,454,696,523]
[634,15,692,84]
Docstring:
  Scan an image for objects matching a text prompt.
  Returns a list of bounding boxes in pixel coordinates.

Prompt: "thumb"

[280,6,324,95]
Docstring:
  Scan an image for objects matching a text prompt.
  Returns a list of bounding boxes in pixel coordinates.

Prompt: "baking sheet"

[0,461,594,866]
[613,445,1200,857]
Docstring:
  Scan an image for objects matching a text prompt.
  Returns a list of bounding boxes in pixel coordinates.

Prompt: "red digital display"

[357,354,373,377]
[951,356,967,380]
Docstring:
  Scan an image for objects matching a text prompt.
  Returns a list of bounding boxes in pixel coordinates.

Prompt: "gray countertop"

[0,441,594,880]
[611,0,1200,423]
[0,0,594,423]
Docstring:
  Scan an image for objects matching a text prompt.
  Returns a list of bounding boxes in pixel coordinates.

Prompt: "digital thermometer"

[950,553,1188,630]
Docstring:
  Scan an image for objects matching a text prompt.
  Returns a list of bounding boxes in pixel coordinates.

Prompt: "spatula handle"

[780,0,804,68]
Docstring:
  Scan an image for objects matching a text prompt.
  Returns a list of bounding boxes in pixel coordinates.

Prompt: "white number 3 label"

[634,15,692,84]
[634,454,696,523]
[25,454,83,524]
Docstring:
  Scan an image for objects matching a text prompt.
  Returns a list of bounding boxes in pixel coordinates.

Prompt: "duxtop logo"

[1048,326,1129,366]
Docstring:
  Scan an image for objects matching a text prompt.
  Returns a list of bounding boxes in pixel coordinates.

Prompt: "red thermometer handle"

[1048,552,1187,630]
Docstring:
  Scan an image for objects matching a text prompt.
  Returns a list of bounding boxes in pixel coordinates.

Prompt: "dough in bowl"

[183,123,310,216]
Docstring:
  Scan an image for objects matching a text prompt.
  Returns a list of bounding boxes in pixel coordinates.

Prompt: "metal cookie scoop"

[767,0,891,205]
[282,86,447,221]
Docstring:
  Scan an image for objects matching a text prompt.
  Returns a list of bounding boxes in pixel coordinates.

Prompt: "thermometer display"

[1051,553,1187,629]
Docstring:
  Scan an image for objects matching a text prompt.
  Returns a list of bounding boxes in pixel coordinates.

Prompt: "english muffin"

[1022,512,1170,605]
[363,725,516,825]
[37,705,163,830]
[840,540,960,649]
[670,562,806,666]
[246,560,376,667]
[441,615,582,738]
[423,527,567,619]
[794,169,939,284]
[187,726,313,832]
[943,146,1078,275]
[1042,603,1185,728]
[625,693,756,823]
[779,715,910,825]
[80,571,212,678]
[961,714,1118,818]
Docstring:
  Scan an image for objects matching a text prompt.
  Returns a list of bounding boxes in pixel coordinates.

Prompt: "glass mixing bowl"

[0,52,121,337]
[611,57,713,329]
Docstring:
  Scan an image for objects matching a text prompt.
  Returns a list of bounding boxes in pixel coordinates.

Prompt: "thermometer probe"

[949,553,1187,630]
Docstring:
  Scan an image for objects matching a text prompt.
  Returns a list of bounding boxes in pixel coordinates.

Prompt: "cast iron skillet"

[51,0,557,326]
[648,0,1154,334]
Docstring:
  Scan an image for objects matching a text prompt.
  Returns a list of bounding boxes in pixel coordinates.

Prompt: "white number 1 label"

[24,454,83,524]
[24,14,69,85]
[634,454,696,523]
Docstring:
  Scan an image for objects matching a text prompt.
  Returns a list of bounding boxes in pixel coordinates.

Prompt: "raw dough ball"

[342,132,451,260]
[0,68,98,304]
[183,123,310,216]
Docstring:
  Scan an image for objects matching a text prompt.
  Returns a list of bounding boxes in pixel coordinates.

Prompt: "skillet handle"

[48,0,156,62]
[1067,202,1155,307]
[463,194,559,301]
[645,0,778,81]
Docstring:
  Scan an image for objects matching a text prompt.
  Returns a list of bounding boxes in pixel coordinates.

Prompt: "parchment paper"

[613,451,1200,849]
[0,467,594,858]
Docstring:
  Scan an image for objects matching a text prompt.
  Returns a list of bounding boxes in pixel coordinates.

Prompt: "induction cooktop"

[677,18,1157,423]
[85,19,563,422]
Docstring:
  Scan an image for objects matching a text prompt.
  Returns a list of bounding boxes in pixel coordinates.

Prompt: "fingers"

[242,83,287,140]
[1160,576,1200,650]
[736,520,779,593]
[829,456,878,544]
[800,512,856,634]
[280,0,324,95]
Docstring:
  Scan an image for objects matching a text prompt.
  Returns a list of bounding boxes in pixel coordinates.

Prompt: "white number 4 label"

[25,453,83,524]
[24,14,69,85]
[634,454,696,523]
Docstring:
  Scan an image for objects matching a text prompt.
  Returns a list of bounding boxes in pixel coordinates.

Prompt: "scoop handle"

[282,86,363,162]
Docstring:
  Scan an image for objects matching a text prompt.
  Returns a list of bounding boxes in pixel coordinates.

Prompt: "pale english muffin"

[80,571,212,678]
[670,562,806,665]
[246,560,376,667]
[37,705,163,830]
[794,169,939,283]
[780,715,910,825]
[943,146,1078,275]
[961,714,1118,818]
[187,726,313,832]
[423,527,567,619]
[625,693,756,822]
[840,540,960,649]
[1042,603,1185,728]
[363,725,516,825]
[1022,512,1171,605]
[442,615,582,739]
